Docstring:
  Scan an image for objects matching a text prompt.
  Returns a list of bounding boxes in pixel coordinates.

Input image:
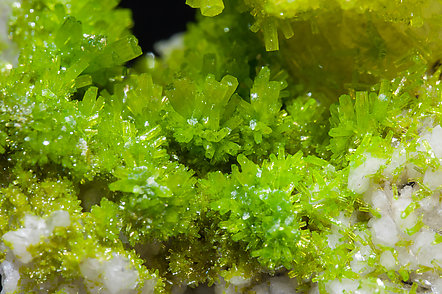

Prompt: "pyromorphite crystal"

[1,0,442,293]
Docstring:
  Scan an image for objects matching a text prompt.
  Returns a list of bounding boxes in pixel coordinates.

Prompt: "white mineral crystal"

[2,210,70,263]
[80,254,140,294]
[360,124,442,291]
[141,276,158,294]
[215,276,252,294]
[0,210,71,294]
[348,154,385,194]
[154,33,184,58]
[420,125,442,158]
[0,258,20,294]
[215,274,299,294]
[379,250,397,270]
[0,0,19,69]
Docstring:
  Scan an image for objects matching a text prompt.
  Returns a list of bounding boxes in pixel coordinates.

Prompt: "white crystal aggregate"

[263,275,298,294]
[0,0,19,70]
[2,210,70,263]
[0,210,157,294]
[215,275,252,294]
[153,33,184,59]
[347,154,386,194]
[215,274,299,294]
[80,254,140,294]
[0,257,20,294]
[325,279,360,294]
[0,210,71,294]
[341,124,442,292]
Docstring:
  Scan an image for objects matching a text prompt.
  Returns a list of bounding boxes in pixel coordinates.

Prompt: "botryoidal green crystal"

[1,0,442,293]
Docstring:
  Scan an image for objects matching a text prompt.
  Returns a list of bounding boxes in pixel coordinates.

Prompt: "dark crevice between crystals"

[78,176,121,212]
[429,59,442,80]
[0,150,14,189]
[117,1,195,64]
[131,211,260,293]
[167,139,236,177]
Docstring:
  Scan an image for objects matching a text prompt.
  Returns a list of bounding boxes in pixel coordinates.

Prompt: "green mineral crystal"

[1,0,442,293]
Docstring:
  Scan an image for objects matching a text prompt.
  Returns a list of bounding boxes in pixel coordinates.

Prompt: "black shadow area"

[118,1,196,54]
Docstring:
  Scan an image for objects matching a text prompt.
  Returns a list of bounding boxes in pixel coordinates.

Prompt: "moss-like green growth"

[1,0,442,293]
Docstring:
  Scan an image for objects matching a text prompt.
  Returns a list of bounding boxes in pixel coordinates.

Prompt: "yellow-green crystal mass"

[1,0,442,293]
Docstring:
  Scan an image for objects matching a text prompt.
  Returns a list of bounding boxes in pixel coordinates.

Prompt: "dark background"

[0,2,195,292]
[118,1,196,54]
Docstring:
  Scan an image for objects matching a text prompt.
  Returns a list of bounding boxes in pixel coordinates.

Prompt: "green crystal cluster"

[1,0,442,293]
